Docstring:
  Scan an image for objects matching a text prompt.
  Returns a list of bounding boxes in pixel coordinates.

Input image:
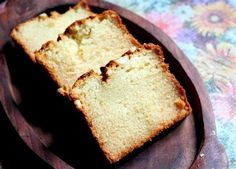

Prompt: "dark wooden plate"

[0,0,228,169]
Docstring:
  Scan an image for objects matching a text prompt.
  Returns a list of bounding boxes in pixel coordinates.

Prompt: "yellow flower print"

[192,1,236,36]
[195,42,236,81]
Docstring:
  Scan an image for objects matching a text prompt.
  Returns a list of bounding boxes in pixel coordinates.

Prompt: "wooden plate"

[0,0,228,169]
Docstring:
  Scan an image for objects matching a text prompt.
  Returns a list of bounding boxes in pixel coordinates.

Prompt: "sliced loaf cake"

[11,1,93,62]
[69,44,191,163]
[35,10,141,93]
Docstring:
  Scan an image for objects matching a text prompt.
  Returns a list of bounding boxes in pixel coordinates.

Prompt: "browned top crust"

[71,44,142,85]
[10,0,93,62]
[35,10,141,93]
[37,10,141,53]
[72,43,164,87]
[64,10,141,47]
[72,43,191,115]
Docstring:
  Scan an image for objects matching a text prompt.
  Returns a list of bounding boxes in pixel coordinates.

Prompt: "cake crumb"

[200,153,205,158]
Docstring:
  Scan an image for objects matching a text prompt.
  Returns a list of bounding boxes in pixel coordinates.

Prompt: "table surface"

[0,0,235,169]
[106,0,236,168]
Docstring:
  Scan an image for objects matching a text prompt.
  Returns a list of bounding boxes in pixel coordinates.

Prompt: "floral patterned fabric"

[106,0,236,168]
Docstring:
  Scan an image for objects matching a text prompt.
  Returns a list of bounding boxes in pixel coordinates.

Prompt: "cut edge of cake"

[10,0,93,62]
[35,10,141,94]
[69,43,192,163]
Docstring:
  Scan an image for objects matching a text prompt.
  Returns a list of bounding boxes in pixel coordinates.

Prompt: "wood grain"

[0,0,228,169]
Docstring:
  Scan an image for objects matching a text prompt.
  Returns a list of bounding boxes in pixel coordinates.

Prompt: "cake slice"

[11,1,93,62]
[35,10,141,93]
[69,44,191,163]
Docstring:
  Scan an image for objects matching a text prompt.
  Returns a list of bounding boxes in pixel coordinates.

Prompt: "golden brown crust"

[72,0,91,11]
[103,10,141,48]
[146,43,192,114]
[100,60,120,82]
[35,44,64,86]
[72,70,99,89]
[64,10,141,47]
[35,10,141,94]
[70,43,191,163]
[34,40,72,96]
[10,28,36,61]
[10,0,92,62]
[69,70,98,99]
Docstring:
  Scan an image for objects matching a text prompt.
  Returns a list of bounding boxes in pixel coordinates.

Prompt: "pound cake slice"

[35,10,141,93]
[11,1,93,62]
[70,44,191,163]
